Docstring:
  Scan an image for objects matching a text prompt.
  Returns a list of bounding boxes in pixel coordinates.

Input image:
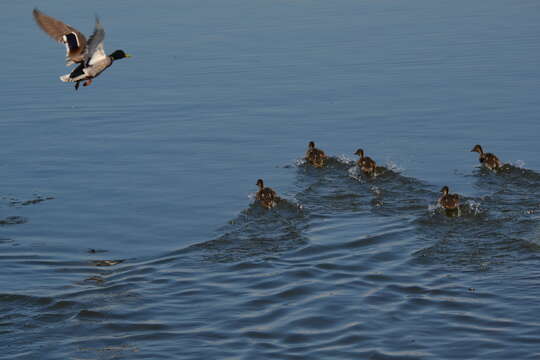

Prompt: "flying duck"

[470,144,503,170]
[305,141,327,168]
[354,148,377,176]
[33,9,131,90]
[255,179,279,209]
[438,186,459,210]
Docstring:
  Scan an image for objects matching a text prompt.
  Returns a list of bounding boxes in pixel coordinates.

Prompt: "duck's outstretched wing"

[33,8,87,65]
[85,17,106,66]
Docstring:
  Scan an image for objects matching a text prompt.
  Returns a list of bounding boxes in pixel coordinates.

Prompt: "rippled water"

[2,0,540,359]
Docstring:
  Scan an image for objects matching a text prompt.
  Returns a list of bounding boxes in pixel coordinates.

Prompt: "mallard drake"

[354,148,377,176]
[438,186,459,210]
[33,9,131,90]
[255,179,278,209]
[305,141,327,168]
[471,144,503,170]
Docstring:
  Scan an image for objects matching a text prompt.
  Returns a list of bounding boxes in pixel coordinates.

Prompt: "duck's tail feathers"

[60,63,87,82]
[60,74,74,82]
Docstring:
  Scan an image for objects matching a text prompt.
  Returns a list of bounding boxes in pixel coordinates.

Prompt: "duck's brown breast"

[439,194,459,209]
[306,149,326,167]
[256,188,277,208]
[360,157,376,175]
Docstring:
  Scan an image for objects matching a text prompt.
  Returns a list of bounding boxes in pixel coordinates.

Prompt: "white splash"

[295,158,307,167]
[336,154,355,165]
[512,160,526,169]
[428,203,440,215]
[370,185,381,196]
[348,165,363,182]
[466,200,482,215]
[385,160,404,173]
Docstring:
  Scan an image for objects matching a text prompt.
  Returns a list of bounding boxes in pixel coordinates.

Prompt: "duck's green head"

[110,50,132,60]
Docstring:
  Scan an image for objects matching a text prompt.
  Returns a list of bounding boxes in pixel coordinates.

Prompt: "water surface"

[1,0,540,358]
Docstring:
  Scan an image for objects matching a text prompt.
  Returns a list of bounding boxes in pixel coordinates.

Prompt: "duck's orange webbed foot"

[83,79,93,87]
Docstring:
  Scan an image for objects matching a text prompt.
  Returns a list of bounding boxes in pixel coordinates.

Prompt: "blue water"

[2,0,540,358]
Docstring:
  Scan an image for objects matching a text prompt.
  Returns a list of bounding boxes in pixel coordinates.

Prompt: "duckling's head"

[308,141,315,149]
[354,148,364,157]
[471,144,483,154]
[256,179,264,188]
[440,186,449,195]
[110,50,132,60]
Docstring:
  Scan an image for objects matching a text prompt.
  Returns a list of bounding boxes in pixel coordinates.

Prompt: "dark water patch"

[0,293,55,308]
[71,344,141,360]
[45,300,79,311]
[9,196,55,207]
[33,312,72,324]
[0,216,27,226]
[61,283,139,300]
[87,248,109,254]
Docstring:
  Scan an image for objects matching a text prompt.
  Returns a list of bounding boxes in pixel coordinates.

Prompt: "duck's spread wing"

[86,18,106,66]
[33,9,87,59]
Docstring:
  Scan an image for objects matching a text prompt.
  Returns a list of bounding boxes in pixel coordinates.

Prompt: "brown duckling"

[354,148,377,176]
[305,141,327,168]
[255,179,278,209]
[471,144,503,170]
[438,186,459,210]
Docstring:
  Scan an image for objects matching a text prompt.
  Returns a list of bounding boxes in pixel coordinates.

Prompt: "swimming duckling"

[255,179,279,209]
[33,9,131,90]
[438,186,459,210]
[305,141,327,168]
[471,144,503,170]
[354,148,377,176]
